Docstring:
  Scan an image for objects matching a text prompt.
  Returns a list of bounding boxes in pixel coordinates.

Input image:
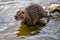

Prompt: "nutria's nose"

[15,15,17,19]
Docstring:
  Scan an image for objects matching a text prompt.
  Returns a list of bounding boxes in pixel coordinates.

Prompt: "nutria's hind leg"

[39,18,50,24]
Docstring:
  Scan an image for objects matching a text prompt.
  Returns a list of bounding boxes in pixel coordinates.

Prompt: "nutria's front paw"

[26,22,33,25]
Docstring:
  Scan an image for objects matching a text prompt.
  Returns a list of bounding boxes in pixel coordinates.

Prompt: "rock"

[43,4,60,12]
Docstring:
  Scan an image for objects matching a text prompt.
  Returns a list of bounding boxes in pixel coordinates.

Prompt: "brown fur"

[15,4,50,25]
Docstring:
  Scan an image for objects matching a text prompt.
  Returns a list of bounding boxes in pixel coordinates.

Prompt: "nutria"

[15,4,53,25]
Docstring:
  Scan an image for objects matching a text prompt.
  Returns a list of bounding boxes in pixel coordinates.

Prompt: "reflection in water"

[17,22,46,37]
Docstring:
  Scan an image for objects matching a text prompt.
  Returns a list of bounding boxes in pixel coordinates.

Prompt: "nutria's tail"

[50,9,60,13]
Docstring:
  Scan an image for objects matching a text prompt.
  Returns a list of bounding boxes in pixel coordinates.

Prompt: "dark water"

[0,0,60,40]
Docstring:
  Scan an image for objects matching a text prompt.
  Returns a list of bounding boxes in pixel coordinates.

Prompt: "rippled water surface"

[0,0,60,40]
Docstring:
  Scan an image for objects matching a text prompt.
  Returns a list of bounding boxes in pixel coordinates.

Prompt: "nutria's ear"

[16,9,24,14]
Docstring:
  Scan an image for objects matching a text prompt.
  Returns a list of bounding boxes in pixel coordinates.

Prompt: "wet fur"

[15,4,49,25]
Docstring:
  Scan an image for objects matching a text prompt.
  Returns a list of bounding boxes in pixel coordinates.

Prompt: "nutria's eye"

[22,12,25,14]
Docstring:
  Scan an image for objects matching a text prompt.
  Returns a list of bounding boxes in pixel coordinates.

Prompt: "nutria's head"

[15,9,27,21]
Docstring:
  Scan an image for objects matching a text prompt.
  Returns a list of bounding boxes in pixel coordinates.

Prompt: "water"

[0,0,60,40]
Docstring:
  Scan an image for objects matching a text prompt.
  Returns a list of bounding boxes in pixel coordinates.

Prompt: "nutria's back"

[25,4,45,17]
